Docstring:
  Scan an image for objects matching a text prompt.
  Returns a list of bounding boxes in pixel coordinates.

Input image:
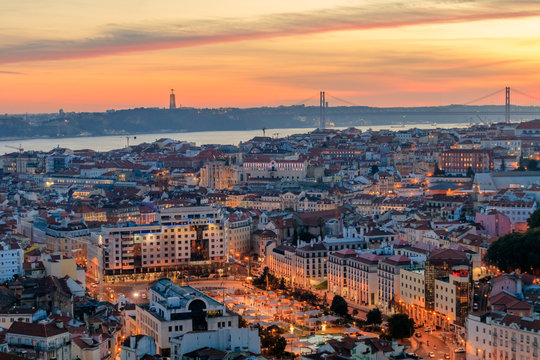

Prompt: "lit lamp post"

[245,256,251,279]
[289,325,295,359]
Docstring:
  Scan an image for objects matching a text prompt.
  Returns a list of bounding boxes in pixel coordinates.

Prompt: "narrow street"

[410,330,465,360]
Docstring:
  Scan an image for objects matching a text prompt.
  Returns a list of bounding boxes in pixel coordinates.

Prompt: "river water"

[0,122,466,153]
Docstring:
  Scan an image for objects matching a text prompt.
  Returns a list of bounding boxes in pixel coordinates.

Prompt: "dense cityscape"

[0,118,538,360]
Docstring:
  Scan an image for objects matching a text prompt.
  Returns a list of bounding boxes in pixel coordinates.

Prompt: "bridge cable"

[462,89,505,106]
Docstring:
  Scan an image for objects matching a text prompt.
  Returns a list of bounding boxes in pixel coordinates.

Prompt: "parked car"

[444,354,451,359]
[428,352,435,358]
[454,347,466,353]
[415,332,422,338]
[424,327,433,332]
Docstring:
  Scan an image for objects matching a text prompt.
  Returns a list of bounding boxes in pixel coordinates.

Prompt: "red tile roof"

[7,321,68,338]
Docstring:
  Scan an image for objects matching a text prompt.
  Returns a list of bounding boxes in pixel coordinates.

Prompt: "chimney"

[130,336,136,348]
[516,276,523,299]
[56,320,63,328]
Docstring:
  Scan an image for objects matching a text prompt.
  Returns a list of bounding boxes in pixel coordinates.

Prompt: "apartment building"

[0,241,23,282]
[225,212,252,257]
[328,250,381,307]
[439,149,493,174]
[481,138,522,156]
[6,321,71,360]
[45,219,89,263]
[267,244,295,285]
[485,200,537,224]
[399,267,426,324]
[467,312,540,360]
[91,206,227,278]
[377,255,412,313]
[294,242,328,288]
[135,279,239,356]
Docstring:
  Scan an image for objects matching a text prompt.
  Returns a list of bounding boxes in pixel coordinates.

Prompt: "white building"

[399,268,426,324]
[293,242,328,288]
[485,200,537,224]
[225,212,252,258]
[0,241,23,282]
[135,279,239,356]
[481,138,522,156]
[466,312,540,360]
[120,335,157,360]
[328,250,381,307]
[170,328,261,359]
[243,157,307,180]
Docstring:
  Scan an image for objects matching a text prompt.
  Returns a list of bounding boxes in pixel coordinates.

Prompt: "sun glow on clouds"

[1,0,540,112]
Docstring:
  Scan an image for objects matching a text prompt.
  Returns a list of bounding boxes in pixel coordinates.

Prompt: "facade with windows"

[91,206,227,277]
[6,321,71,360]
[135,279,239,356]
[0,241,23,282]
[467,312,540,360]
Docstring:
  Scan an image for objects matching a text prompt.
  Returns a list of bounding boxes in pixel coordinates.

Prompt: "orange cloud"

[2,1,540,64]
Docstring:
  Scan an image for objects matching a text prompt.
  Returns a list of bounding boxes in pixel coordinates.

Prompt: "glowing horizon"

[2,0,540,113]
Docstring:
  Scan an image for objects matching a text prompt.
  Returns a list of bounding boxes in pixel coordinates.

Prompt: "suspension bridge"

[288,87,540,128]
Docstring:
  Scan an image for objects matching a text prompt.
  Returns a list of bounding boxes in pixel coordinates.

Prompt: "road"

[472,279,491,312]
[410,330,465,360]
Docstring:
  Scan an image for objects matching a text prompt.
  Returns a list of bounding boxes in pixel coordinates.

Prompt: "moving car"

[444,354,451,359]
[428,352,435,358]
[425,327,433,332]
[415,332,422,338]
[454,347,466,353]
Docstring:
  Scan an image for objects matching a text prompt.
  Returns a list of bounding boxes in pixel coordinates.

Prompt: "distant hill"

[1,104,539,140]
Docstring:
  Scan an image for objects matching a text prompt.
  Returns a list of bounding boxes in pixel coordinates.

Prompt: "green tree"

[366,308,382,326]
[268,336,287,357]
[466,166,475,178]
[528,209,540,229]
[387,313,415,340]
[486,229,540,273]
[527,159,539,171]
[331,295,348,317]
[279,277,286,290]
[433,162,445,176]
[299,229,315,243]
[238,316,248,328]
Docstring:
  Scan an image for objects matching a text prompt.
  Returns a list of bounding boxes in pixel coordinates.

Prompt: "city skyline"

[2,0,540,113]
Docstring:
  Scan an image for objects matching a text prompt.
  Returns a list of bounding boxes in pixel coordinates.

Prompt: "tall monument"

[169,89,176,109]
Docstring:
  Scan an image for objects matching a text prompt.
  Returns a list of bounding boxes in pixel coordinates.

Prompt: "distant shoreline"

[0,120,477,142]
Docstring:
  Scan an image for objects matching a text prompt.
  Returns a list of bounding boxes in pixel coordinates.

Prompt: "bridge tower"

[505,86,510,123]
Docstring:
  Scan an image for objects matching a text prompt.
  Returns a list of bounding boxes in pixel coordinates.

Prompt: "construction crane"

[6,144,24,154]
[123,136,137,148]
[5,145,24,173]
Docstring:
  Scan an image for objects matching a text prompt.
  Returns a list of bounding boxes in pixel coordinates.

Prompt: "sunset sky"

[2,0,540,113]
